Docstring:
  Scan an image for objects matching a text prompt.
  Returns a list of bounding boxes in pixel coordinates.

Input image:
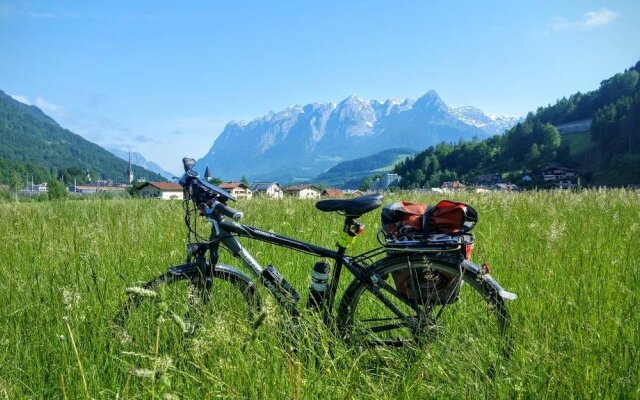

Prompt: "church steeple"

[127,149,134,184]
[204,165,212,181]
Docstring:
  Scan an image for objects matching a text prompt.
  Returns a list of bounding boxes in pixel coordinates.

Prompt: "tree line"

[395,60,640,187]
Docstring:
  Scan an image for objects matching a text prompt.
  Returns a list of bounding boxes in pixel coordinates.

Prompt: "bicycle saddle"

[315,194,383,217]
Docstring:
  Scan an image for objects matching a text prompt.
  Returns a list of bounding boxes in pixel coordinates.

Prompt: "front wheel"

[337,255,513,359]
[115,263,260,354]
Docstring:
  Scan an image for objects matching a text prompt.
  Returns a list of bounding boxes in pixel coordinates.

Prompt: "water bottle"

[306,262,330,310]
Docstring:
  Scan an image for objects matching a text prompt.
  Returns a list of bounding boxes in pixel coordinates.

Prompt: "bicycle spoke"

[338,257,512,360]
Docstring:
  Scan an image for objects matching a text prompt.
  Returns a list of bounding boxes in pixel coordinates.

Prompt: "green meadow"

[0,190,638,399]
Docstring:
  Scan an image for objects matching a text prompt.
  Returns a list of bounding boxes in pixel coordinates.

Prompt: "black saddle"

[315,194,383,217]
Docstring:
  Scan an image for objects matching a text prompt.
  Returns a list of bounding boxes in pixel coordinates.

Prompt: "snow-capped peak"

[451,106,523,135]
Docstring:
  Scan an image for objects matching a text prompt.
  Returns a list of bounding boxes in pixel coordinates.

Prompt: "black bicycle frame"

[204,215,410,321]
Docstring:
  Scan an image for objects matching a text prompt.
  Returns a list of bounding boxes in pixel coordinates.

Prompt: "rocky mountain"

[450,106,523,135]
[108,147,174,180]
[197,90,521,181]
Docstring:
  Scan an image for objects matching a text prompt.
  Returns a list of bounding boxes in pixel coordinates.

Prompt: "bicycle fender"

[214,264,258,289]
[461,260,518,301]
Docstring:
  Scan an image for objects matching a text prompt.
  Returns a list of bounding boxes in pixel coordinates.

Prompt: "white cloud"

[34,96,64,116]
[10,94,31,105]
[9,93,65,117]
[552,8,618,31]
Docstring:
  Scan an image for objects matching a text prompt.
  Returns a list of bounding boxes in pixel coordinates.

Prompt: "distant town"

[12,157,582,201]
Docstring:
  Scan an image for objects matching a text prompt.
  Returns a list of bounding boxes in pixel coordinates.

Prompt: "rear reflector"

[464,243,474,260]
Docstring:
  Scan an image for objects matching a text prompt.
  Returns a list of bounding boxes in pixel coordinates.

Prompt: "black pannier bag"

[391,267,462,305]
[380,200,478,305]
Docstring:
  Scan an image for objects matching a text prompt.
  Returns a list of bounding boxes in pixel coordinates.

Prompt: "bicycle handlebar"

[208,199,244,221]
[179,156,243,221]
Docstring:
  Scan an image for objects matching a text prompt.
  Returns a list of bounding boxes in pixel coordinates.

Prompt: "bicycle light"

[464,242,474,260]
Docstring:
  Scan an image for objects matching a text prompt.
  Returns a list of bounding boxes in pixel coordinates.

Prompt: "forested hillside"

[0,90,165,186]
[315,148,416,187]
[396,60,640,187]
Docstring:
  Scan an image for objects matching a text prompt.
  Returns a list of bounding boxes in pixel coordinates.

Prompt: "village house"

[138,182,184,200]
[249,182,283,199]
[219,182,252,199]
[491,183,521,192]
[441,181,466,191]
[539,163,577,182]
[475,174,501,187]
[373,173,401,190]
[342,189,363,197]
[322,188,344,197]
[284,184,321,199]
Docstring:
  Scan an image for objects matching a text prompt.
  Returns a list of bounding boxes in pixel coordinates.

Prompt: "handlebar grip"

[210,200,244,221]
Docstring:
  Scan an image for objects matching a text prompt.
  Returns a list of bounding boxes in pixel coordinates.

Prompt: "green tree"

[241,176,249,185]
[47,178,67,200]
[360,177,372,191]
[525,144,541,169]
[8,171,21,201]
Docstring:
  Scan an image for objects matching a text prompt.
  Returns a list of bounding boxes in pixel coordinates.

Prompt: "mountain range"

[197,90,521,182]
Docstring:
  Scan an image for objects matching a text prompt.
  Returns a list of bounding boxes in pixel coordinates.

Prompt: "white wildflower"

[62,286,81,311]
[154,355,174,373]
[548,220,567,242]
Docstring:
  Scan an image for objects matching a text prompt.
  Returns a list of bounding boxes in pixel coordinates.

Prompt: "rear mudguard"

[461,260,517,301]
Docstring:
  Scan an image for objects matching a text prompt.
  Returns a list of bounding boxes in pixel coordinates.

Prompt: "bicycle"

[116,157,517,357]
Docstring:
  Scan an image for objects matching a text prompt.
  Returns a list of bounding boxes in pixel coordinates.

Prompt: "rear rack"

[378,231,474,254]
[351,233,474,267]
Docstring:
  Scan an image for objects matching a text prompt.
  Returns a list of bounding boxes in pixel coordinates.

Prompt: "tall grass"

[0,190,638,399]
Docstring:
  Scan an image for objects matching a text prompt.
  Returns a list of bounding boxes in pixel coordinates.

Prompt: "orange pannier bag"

[381,200,477,238]
[426,200,478,235]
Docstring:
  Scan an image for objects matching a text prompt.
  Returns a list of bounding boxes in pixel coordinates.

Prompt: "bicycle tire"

[337,255,513,358]
[115,263,260,353]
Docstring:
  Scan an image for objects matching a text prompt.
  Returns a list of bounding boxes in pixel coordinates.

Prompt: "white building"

[283,184,321,199]
[249,182,284,199]
[138,182,184,200]
[374,173,401,190]
[219,182,253,199]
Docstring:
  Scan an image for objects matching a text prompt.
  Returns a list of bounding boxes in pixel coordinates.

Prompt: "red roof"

[284,184,319,192]
[219,182,248,190]
[145,182,182,191]
[322,188,343,197]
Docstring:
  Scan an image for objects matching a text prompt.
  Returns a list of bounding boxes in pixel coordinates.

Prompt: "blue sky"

[1,1,639,174]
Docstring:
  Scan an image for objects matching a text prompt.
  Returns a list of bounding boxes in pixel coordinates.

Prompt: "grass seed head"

[125,287,158,298]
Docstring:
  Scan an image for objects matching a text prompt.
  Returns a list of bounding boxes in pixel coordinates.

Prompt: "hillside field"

[0,191,638,399]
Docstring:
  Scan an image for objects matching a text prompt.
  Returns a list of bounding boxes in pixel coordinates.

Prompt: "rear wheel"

[337,255,512,359]
[115,263,260,354]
